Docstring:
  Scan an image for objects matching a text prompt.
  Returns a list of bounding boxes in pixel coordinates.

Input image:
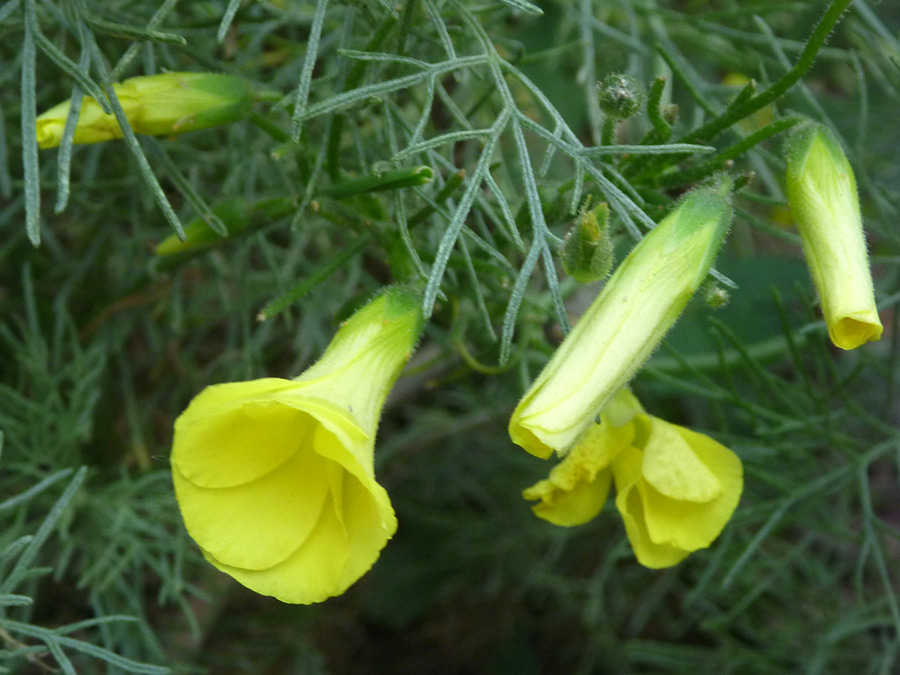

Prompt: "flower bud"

[509,184,732,459]
[561,202,614,283]
[785,122,882,349]
[171,287,422,604]
[597,74,642,120]
[703,281,730,309]
[36,72,252,149]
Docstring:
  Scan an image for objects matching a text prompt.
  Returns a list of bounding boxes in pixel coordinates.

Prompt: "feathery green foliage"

[2,0,900,672]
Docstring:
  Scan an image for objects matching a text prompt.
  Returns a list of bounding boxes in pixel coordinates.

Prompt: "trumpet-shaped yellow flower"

[510,185,732,459]
[36,72,252,149]
[785,122,882,350]
[171,288,422,604]
[524,390,743,568]
[612,414,743,569]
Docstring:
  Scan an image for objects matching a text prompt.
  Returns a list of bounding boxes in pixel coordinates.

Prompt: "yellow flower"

[785,122,882,350]
[523,390,743,568]
[171,288,422,604]
[612,414,743,569]
[509,185,732,459]
[36,72,252,149]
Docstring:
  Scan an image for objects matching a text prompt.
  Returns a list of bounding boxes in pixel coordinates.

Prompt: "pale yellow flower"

[171,288,421,604]
[36,72,251,149]
[785,123,882,349]
[524,390,743,569]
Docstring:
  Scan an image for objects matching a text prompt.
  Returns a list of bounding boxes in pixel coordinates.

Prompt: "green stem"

[653,116,803,188]
[318,166,433,199]
[249,113,291,143]
[685,0,852,144]
[407,169,466,226]
[600,117,616,148]
[646,75,672,137]
[258,234,373,321]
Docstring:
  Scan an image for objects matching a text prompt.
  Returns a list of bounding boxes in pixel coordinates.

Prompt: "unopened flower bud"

[561,202,614,283]
[785,122,882,350]
[510,183,733,459]
[703,281,730,309]
[597,74,642,121]
[36,72,252,149]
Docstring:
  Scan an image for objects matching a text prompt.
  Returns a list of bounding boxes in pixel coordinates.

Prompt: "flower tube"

[510,185,732,459]
[785,122,882,349]
[36,72,252,149]
[171,288,422,604]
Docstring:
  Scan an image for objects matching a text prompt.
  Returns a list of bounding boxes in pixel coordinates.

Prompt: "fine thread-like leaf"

[294,55,490,123]
[392,128,494,161]
[0,94,11,198]
[21,1,41,245]
[498,0,543,16]
[110,0,181,79]
[291,0,331,142]
[217,0,244,43]
[81,25,185,240]
[422,107,510,318]
[0,469,73,514]
[54,40,93,213]
[1,467,87,595]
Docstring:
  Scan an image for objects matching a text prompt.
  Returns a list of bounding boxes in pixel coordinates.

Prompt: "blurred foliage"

[1,0,900,672]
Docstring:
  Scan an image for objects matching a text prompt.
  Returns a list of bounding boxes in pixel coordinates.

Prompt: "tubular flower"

[785,122,882,349]
[509,184,732,459]
[36,72,252,149]
[171,288,422,604]
[523,390,743,568]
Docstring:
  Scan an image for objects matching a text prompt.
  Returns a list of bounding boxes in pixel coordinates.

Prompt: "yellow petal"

[528,469,612,527]
[204,493,352,605]
[173,445,331,570]
[523,416,634,526]
[640,416,722,502]
[613,447,690,569]
[310,409,377,487]
[336,470,398,590]
[640,425,742,552]
[172,380,315,488]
